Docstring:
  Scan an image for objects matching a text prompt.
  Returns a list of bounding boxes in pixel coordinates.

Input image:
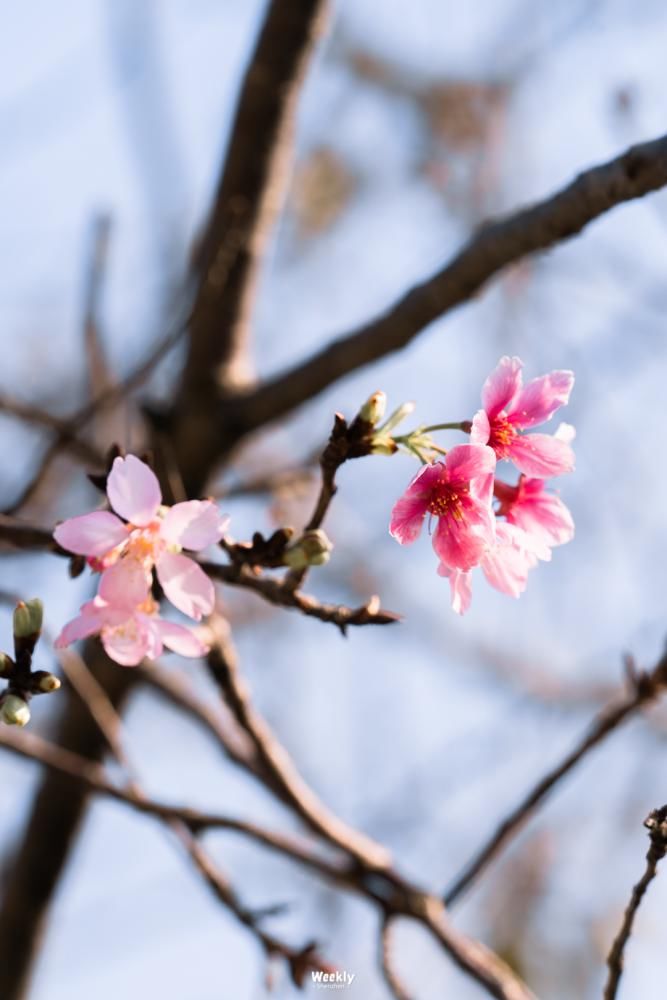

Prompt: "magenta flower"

[54,455,227,621]
[439,523,539,615]
[55,561,208,666]
[494,475,575,561]
[389,444,496,572]
[471,356,574,477]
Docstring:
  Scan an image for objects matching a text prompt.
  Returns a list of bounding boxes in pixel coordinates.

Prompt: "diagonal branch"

[444,653,667,907]
[603,806,667,1000]
[0,726,536,1000]
[231,133,667,431]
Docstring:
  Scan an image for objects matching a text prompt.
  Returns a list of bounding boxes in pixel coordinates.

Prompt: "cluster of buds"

[0,599,60,727]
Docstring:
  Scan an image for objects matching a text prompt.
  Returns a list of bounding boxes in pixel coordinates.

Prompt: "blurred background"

[2,0,667,997]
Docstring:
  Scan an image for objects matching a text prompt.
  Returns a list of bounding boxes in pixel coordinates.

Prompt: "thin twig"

[380,917,414,1000]
[444,654,667,907]
[603,806,667,1000]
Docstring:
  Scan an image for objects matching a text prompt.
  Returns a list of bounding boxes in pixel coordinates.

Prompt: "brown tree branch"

[205,619,392,871]
[444,653,667,907]
[380,917,414,1000]
[203,560,398,632]
[183,0,330,395]
[230,133,667,432]
[603,806,667,1000]
[0,726,535,1000]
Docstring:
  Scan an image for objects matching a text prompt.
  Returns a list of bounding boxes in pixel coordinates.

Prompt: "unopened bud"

[283,530,333,570]
[379,401,416,434]
[359,391,386,426]
[0,653,13,678]
[1,694,31,727]
[38,673,61,693]
[370,437,398,456]
[13,599,43,638]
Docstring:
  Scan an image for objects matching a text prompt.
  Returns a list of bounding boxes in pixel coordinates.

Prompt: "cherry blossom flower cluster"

[389,356,575,614]
[53,455,228,666]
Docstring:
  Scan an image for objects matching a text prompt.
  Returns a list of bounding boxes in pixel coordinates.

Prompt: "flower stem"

[420,421,471,434]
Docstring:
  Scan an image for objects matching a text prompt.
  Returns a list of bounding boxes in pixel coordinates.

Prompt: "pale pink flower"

[471,356,575,477]
[494,475,575,561]
[54,455,227,621]
[438,523,538,615]
[55,561,208,666]
[389,444,496,572]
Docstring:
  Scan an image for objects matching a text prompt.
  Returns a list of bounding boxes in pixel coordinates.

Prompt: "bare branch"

[232,133,667,431]
[0,726,535,1000]
[444,653,667,907]
[182,0,330,396]
[380,917,414,1000]
[203,560,398,631]
[604,806,667,1000]
[205,619,392,870]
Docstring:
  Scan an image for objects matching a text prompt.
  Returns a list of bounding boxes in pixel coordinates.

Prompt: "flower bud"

[379,401,416,434]
[1,694,31,727]
[13,599,43,639]
[370,438,398,456]
[0,653,13,678]
[38,673,61,693]
[283,530,333,569]
[359,391,386,426]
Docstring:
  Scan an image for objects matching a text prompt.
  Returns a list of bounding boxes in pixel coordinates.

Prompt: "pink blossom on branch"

[54,561,208,666]
[389,444,497,572]
[439,523,539,615]
[494,475,575,561]
[471,355,575,477]
[54,455,228,621]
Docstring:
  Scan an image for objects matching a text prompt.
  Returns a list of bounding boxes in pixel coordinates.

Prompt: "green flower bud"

[370,437,398,456]
[283,529,334,569]
[13,599,43,639]
[1,695,31,727]
[359,391,387,426]
[379,401,415,434]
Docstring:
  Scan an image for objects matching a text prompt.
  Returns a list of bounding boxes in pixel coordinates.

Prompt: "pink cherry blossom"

[438,523,538,615]
[471,356,575,477]
[54,561,208,666]
[494,475,575,561]
[54,455,228,621]
[389,444,496,572]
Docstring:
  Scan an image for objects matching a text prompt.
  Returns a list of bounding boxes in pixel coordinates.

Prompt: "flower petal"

[98,559,151,610]
[481,356,523,419]
[438,565,473,615]
[107,455,161,526]
[161,501,228,551]
[101,617,153,666]
[470,409,491,446]
[157,553,215,620]
[54,607,103,648]
[507,370,574,429]
[507,478,575,551]
[54,511,128,557]
[508,433,575,477]
[432,496,494,571]
[481,523,535,597]
[154,619,208,658]
[444,444,496,486]
[389,463,443,545]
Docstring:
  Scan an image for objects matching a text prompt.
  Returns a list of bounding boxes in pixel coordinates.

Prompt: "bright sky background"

[2,1,667,997]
